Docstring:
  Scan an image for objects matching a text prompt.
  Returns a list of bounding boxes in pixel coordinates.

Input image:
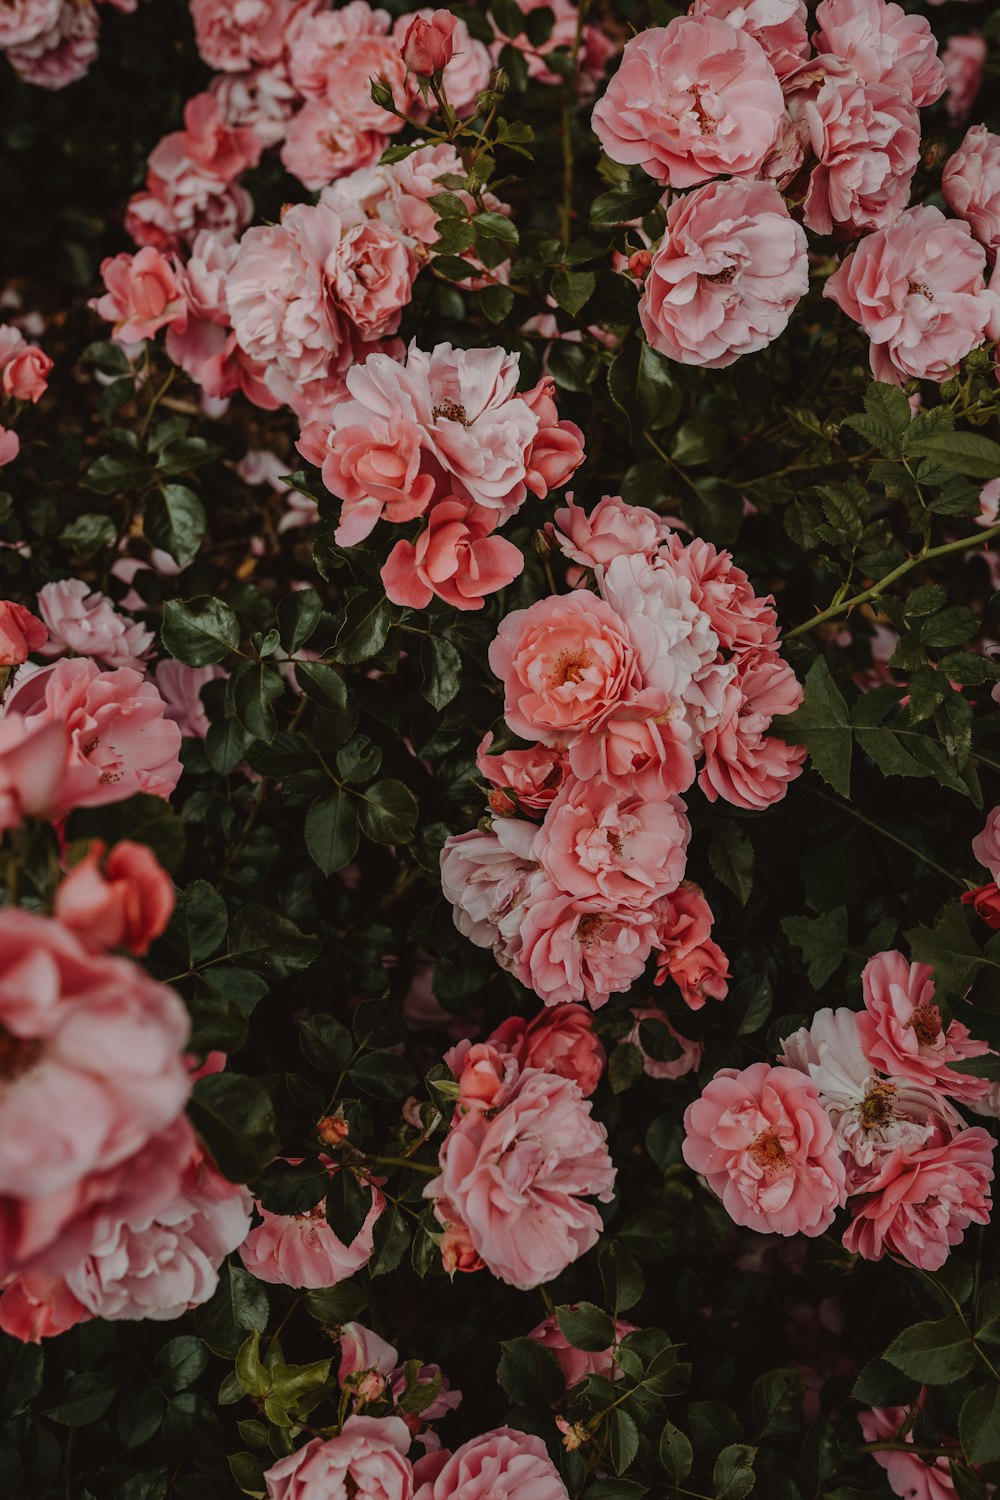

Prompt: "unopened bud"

[370,76,398,113]
[317,1113,349,1147]
[627,249,653,279]
[968,347,992,372]
[356,1370,387,1402]
[489,67,509,96]
[941,377,961,401]
[488,787,517,816]
[475,89,499,114]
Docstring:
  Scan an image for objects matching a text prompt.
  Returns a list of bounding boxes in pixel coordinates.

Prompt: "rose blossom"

[699,650,805,811]
[591,16,783,189]
[639,179,808,369]
[567,690,698,801]
[858,1404,957,1500]
[945,127,1000,265]
[599,549,720,711]
[0,428,18,467]
[528,1313,636,1391]
[393,10,491,117]
[942,34,985,127]
[689,0,807,80]
[683,1062,847,1236]
[0,326,53,402]
[825,206,1000,386]
[0,600,46,664]
[489,591,640,744]
[534,776,690,908]
[0,716,90,832]
[512,877,657,1008]
[973,806,1000,881]
[963,881,1000,930]
[426,1068,615,1288]
[89,248,186,345]
[413,1429,568,1500]
[626,1005,702,1081]
[665,534,778,653]
[489,1003,605,1097]
[6,657,183,807]
[55,840,174,956]
[36,579,153,670]
[264,1416,413,1500]
[0,0,60,48]
[7,0,100,90]
[653,882,730,1009]
[812,0,945,108]
[0,909,193,1279]
[844,1128,995,1271]
[239,1174,384,1287]
[320,142,487,252]
[857,951,989,1104]
[153,660,223,740]
[190,0,299,72]
[210,63,299,149]
[439,818,537,950]
[400,9,456,75]
[381,498,524,611]
[476,733,568,815]
[551,493,670,571]
[444,1041,515,1114]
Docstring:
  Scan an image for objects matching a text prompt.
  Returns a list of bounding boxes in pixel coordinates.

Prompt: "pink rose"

[653,883,729,1009]
[393,10,490,117]
[210,63,299,150]
[190,0,300,72]
[857,951,990,1104]
[534,775,690,908]
[400,9,456,75]
[826,206,1000,387]
[438,819,538,950]
[0,0,60,48]
[683,1062,847,1237]
[567,690,697,801]
[445,1041,514,1113]
[519,376,586,499]
[381,498,524,611]
[489,1003,605,1097]
[944,126,1000,264]
[698,649,805,811]
[288,3,406,117]
[7,0,100,90]
[844,1128,995,1271]
[858,1404,957,1500]
[0,1271,88,1343]
[6,657,183,808]
[153,660,224,740]
[264,1416,413,1500]
[475,733,568,815]
[0,909,193,1279]
[0,715,88,833]
[626,1005,702,1080]
[55,839,175,956]
[320,142,477,250]
[330,220,417,341]
[591,16,783,189]
[0,427,19,467]
[527,1312,636,1391]
[640,178,808,369]
[280,100,386,193]
[413,1429,568,1500]
[974,807,1000,882]
[0,326,53,402]
[512,877,656,1008]
[962,881,1000,931]
[812,0,945,108]
[689,0,807,80]
[0,599,46,663]
[90,247,186,345]
[315,412,435,546]
[36,579,154,670]
[942,33,985,126]
[665,534,778,653]
[551,493,670,571]
[488,592,640,744]
[239,1174,384,1287]
[426,1068,615,1288]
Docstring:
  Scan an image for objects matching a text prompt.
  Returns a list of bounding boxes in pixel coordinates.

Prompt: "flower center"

[552,649,592,686]
[910,1003,943,1047]
[749,1129,786,1169]
[432,399,468,425]
[0,1025,43,1081]
[705,265,737,285]
[907,280,933,301]
[576,914,605,947]
[691,88,717,134]
[859,1080,896,1130]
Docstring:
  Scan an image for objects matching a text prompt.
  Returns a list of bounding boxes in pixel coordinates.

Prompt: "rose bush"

[1,1,1000,1497]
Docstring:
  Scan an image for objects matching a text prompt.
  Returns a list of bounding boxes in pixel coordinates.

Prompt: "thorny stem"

[559,0,588,245]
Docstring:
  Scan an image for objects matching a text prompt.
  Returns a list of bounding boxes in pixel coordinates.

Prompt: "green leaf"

[781,908,849,989]
[607,338,680,434]
[60,512,117,557]
[590,179,664,226]
[195,1262,269,1359]
[254,1158,329,1215]
[235,1332,271,1398]
[82,451,150,493]
[162,597,241,667]
[599,1241,644,1314]
[751,1368,804,1439]
[0,1343,43,1419]
[713,1444,757,1500]
[358,779,419,844]
[348,1051,417,1101]
[300,1013,353,1072]
[66,794,185,873]
[305,791,360,875]
[609,1040,645,1093]
[660,1422,694,1483]
[843,382,910,457]
[325,1171,373,1245]
[556,1302,616,1353]
[883,1316,975,1384]
[497,1338,565,1406]
[144,483,206,566]
[277,589,323,654]
[960,1383,1000,1465]
[905,429,1000,479]
[328,590,394,665]
[370,1204,411,1276]
[46,1373,116,1426]
[294,660,348,712]
[552,268,595,317]
[170,880,228,965]
[904,902,983,999]
[228,908,320,978]
[708,819,754,905]
[690,1402,743,1453]
[851,1357,919,1407]
[233,662,284,744]
[609,1409,639,1475]
[421,636,462,711]
[774,658,850,797]
[188,1072,279,1181]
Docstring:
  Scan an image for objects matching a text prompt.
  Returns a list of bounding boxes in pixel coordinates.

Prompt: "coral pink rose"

[489,592,640,744]
[426,1068,615,1288]
[683,1062,847,1236]
[381,499,524,611]
[552,493,670,570]
[599,550,720,710]
[640,178,808,369]
[55,839,175,956]
[6,657,183,807]
[490,1003,605,1097]
[534,775,690,908]
[36,578,153,670]
[689,0,807,79]
[512,877,657,1008]
[330,220,417,341]
[0,427,19,467]
[0,599,46,663]
[133,92,261,251]
[393,10,490,117]
[591,16,783,189]
[567,690,698,801]
[312,413,435,546]
[527,1312,636,1391]
[972,806,1000,881]
[0,1270,88,1343]
[519,376,586,499]
[942,33,985,127]
[445,1041,514,1114]
[825,206,1000,386]
[653,883,729,1009]
[626,1005,702,1080]
[190,0,298,72]
[699,650,805,811]
[844,1128,995,1271]
[210,63,299,150]
[400,9,456,75]
[0,326,53,402]
[0,909,193,1279]
[858,951,989,1104]
[476,733,568,815]
[0,716,87,833]
[812,0,945,108]
[90,247,186,344]
[264,1416,413,1500]
[239,1175,384,1287]
[413,1429,568,1500]
[858,1404,957,1500]
[665,534,778,654]
[279,100,386,193]
[945,126,1000,264]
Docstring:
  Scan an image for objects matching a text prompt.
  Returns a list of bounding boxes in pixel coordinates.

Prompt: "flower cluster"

[0,0,134,91]
[441,494,802,1007]
[0,322,52,472]
[684,950,995,1268]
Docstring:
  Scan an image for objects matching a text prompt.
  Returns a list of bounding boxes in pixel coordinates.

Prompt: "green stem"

[786,522,1000,639]
[804,785,965,887]
[367,1155,438,1176]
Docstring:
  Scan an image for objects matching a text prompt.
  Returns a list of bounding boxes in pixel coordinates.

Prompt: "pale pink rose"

[535,775,689,909]
[190,0,302,72]
[512,876,657,1008]
[152,660,224,740]
[210,63,299,149]
[338,1321,397,1388]
[688,0,807,80]
[527,1313,636,1391]
[444,1040,515,1114]
[567,689,698,801]
[321,142,482,249]
[640,178,807,369]
[858,1404,957,1500]
[551,493,671,571]
[683,1062,847,1236]
[519,376,586,499]
[790,69,920,238]
[0,0,60,48]
[330,220,416,340]
[264,1416,413,1500]
[626,1005,702,1080]
[0,599,46,663]
[6,657,182,807]
[426,1068,615,1288]
[698,649,805,811]
[653,882,730,1009]
[393,10,490,116]
[812,0,945,108]
[825,206,1000,386]
[287,2,401,104]
[8,0,100,89]
[279,100,387,192]
[973,806,1000,880]
[475,733,568,815]
[0,326,53,402]
[489,0,615,97]
[239,1176,384,1287]
[591,17,783,188]
[90,247,186,345]
[489,592,640,744]
[55,839,174,956]
[844,1128,995,1271]
[0,909,193,1279]
[0,427,19,467]
[665,534,778,653]
[599,549,720,710]
[439,819,538,950]
[36,579,153,670]
[413,1429,567,1500]
[944,127,1000,264]
[489,1004,605,1097]
[381,498,524,611]
[942,34,985,127]
[0,715,88,832]
[311,408,436,546]
[858,951,989,1104]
